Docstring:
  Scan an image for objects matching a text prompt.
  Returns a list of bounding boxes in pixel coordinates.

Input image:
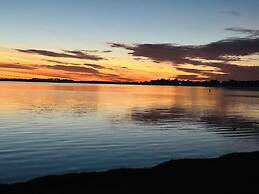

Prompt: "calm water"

[0,82,259,183]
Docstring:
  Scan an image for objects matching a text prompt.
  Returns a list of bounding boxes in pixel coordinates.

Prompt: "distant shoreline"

[1,151,259,194]
[1,78,259,88]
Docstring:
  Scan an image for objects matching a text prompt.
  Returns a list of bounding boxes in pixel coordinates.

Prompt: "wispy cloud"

[39,63,129,81]
[220,10,241,17]
[40,64,99,74]
[102,50,112,53]
[45,59,111,70]
[226,27,259,38]
[0,63,36,70]
[17,49,105,61]
[84,63,107,69]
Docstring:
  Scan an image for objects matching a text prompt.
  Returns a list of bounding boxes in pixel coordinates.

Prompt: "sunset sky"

[1,0,259,81]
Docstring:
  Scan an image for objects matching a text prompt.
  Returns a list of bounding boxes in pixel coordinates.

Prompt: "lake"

[0,82,259,183]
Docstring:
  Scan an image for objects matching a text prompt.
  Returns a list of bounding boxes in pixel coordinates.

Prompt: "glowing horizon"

[1,0,259,81]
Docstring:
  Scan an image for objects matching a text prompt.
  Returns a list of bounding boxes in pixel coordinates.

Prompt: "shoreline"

[1,79,259,88]
[1,151,259,194]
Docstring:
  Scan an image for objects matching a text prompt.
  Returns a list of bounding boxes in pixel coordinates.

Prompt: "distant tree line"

[1,78,259,87]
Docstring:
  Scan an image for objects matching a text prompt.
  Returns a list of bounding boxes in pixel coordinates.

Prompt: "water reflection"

[131,105,259,139]
[1,82,259,138]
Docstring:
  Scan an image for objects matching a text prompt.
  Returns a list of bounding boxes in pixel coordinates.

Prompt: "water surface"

[0,82,259,182]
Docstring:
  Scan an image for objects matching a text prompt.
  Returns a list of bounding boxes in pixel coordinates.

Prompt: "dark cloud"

[177,63,259,81]
[102,50,112,53]
[17,49,105,61]
[83,49,112,53]
[45,60,111,70]
[109,37,259,80]
[68,72,133,82]
[226,27,259,38]
[41,64,99,74]
[0,63,36,70]
[84,63,106,69]
[0,60,130,81]
[109,43,131,49]
[220,10,241,17]
[209,63,259,80]
[134,57,148,61]
[40,64,131,81]
[109,38,259,63]
[98,73,132,82]
[44,59,79,66]
[83,49,99,53]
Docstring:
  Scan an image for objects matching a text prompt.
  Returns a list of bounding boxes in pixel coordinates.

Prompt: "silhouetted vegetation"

[0,151,258,194]
[1,78,259,87]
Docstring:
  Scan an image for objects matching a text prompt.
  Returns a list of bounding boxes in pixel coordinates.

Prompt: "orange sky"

[1,44,258,81]
[0,47,182,81]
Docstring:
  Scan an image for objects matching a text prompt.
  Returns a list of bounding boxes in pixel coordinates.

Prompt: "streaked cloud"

[0,63,36,70]
[226,27,259,38]
[47,56,113,70]
[16,49,105,61]
[176,64,259,81]
[102,50,112,53]
[220,10,241,17]
[40,64,99,74]
[84,63,107,69]
[45,59,112,70]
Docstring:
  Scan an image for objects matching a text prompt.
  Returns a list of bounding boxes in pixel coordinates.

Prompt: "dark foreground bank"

[1,151,259,194]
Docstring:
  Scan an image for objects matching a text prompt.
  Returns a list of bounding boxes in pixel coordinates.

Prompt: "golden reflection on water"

[0,82,259,120]
[1,82,258,117]
[1,82,259,144]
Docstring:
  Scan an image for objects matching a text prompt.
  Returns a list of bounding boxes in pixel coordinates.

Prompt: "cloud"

[209,63,259,80]
[65,71,132,82]
[97,73,133,82]
[17,49,105,61]
[41,64,99,74]
[109,37,259,80]
[109,38,259,63]
[84,63,107,69]
[44,59,80,66]
[220,10,241,17]
[45,59,112,70]
[0,59,130,81]
[0,63,36,70]
[39,64,131,81]
[226,27,259,38]
[120,66,129,70]
[83,49,112,53]
[102,50,112,53]
[177,63,259,81]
